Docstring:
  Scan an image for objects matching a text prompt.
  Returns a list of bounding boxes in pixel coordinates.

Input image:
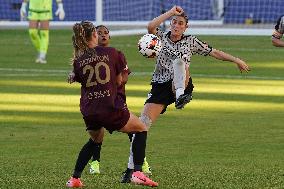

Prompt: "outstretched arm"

[209,49,250,73]
[147,5,184,34]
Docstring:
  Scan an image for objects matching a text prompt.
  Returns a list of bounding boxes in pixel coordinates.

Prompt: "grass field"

[0,29,284,189]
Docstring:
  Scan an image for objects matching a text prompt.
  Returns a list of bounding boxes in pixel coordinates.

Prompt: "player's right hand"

[55,3,65,20]
[236,58,251,73]
[67,71,75,84]
[169,5,184,16]
[20,2,27,20]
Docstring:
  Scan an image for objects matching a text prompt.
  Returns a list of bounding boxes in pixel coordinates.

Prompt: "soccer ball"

[138,34,162,58]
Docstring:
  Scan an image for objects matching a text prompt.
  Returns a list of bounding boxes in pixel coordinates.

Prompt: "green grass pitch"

[0,29,284,188]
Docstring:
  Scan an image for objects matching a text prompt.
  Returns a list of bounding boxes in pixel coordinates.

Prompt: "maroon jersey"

[73,46,126,117]
[117,51,131,101]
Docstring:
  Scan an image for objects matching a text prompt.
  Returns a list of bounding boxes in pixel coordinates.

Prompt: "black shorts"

[145,77,194,114]
[83,109,130,134]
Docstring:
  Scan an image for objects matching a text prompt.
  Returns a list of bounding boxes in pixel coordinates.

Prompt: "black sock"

[128,133,133,142]
[132,131,147,171]
[92,142,102,162]
[72,138,97,178]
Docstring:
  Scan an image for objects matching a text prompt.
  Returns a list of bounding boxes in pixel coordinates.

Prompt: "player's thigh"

[142,103,164,123]
[39,20,50,30]
[88,127,105,143]
[185,66,190,88]
[29,20,39,28]
[171,66,190,93]
[119,112,147,133]
[28,20,49,30]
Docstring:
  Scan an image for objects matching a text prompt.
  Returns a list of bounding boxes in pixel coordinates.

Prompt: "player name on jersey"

[79,55,110,68]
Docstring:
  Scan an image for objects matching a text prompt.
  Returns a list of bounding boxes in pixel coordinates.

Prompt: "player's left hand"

[55,3,65,20]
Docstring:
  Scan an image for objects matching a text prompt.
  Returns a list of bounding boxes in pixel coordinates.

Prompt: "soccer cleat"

[35,58,47,64]
[121,168,134,183]
[175,93,192,109]
[142,157,152,175]
[89,160,100,174]
[36,52,47,64]
[66,177,84,188]
[35,58,40,63]
[131,171,158,187]
[35,54,41,63]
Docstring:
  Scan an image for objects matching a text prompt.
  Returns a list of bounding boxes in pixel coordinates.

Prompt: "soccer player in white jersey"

[20,0,65,64]
[121,5,250,182]
[272,15,284,47]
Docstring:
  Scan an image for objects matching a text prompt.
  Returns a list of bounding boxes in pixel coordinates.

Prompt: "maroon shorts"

[83,109,130,133]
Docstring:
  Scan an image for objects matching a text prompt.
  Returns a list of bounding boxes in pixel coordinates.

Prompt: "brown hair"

[180,12,189,24]
[72,21,96,61]
[96,25,110,34]
[172,12,189,25]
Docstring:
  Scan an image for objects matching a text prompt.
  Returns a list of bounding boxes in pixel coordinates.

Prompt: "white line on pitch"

[0,68,283,80]
[0,68,68,73]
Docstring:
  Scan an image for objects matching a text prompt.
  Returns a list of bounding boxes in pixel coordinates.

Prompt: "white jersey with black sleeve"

[151,28,212,83]
[272,15,284,39]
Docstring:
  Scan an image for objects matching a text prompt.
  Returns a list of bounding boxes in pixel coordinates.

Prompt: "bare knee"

[142,103,164,123]
[119,113,147,133]
[139,113,152,129]
[88,128,104,143]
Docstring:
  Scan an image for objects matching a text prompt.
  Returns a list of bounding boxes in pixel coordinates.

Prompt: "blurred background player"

[272,15,284,47]
[66,21,158,188]
[67,25,152,175]
[20,0,65,64]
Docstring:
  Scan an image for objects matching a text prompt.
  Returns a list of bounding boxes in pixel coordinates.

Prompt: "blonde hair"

[72,21,96,61]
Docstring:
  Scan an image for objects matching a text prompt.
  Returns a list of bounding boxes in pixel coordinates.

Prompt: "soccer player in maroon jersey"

[68,25,151,175]
[272,15,284,47]
[87,25,131,175]
[66,21,158,188]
